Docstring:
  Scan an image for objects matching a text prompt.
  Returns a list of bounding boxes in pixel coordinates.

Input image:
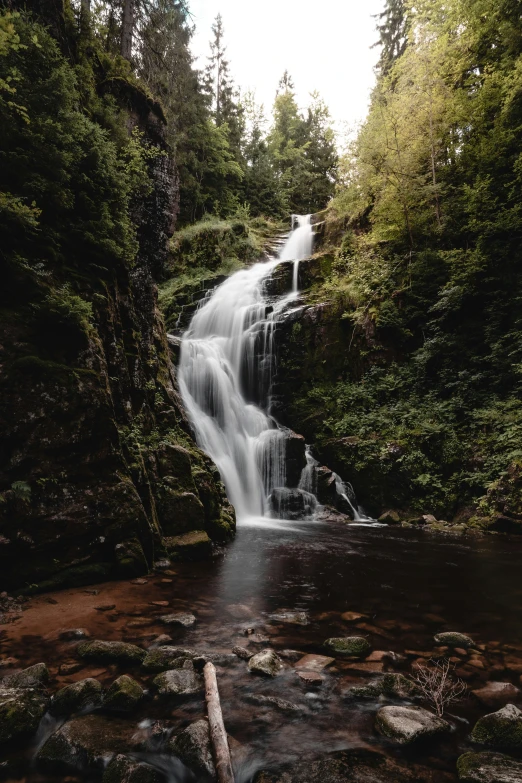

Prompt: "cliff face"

[0,78,234,593]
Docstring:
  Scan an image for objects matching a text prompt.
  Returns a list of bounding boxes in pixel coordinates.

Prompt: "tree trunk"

[81,0,90,13]
[204,662,234,783]
[121,0,135,61]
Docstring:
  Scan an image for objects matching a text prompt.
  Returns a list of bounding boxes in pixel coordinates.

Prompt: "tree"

[375,0,409,74]
[121,0,135,60]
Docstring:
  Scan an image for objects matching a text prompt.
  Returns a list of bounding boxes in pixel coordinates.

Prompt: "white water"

[178,218,314,520]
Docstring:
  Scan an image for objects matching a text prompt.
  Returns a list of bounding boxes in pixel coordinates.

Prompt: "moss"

[19,563,114,595]
[103,675,144,713]
[471,705,522,748]
[163,530,212,560]
[457,751,522,782]
[51,679,103,716]
[77,640,146,665]
[0,687,48,743]
[324,637,371,657]
[114,538,149,579]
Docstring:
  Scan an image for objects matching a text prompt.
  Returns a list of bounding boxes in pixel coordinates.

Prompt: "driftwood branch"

[204,661,235,783]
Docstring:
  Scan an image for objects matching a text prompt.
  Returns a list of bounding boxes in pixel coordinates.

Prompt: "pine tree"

[375,0,409,74]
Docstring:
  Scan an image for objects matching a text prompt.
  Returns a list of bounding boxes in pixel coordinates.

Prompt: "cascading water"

[178,215,369,523]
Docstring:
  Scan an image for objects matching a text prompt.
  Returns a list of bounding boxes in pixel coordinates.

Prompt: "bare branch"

[412,658,467,717]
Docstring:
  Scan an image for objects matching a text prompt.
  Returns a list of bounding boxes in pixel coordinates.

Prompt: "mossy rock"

[168,719,215,778]
[51,678,103,715]
[457,751,522,781]
[103,675,144,712]
[141,646,197,673]
[376,705,450,744]
[114,538,149,579]
[471,704,522,749]
[19,563,113,595]
[77,640,146,665]
[103,754,166,783]
[152,666,201,696]
[0,686,48,743]
[378,510,401,525]
[324,637,371,658]
[434,632,474,648]
[155,489,205,536]
[163,530,212,560]
[2,663,49,689]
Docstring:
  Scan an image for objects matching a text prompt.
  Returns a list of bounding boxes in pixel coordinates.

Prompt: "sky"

[187,0,385,144]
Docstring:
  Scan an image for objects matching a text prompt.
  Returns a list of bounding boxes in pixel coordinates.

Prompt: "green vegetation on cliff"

[280,0,522,526]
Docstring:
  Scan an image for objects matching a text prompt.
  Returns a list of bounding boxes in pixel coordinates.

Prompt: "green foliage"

[38,285,94,335]
[11,481,31,502]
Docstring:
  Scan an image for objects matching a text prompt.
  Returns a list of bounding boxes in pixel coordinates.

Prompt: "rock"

[168,719,215,777]
[471,704,522,749]
[95,604,116,612]
[341,611,366,622]
[423,514,438,524]
[150,635,172,645]
[162,531,212,559]
[114,539,149,580]
[248,649,283,677]
[378,510,401,525]
[103,754,165,783]
[50,678,103,715]
[104,675,144,712]
[344,672,417,701]
[60,628,91,641]
[343,661,385,675]
[457,751,522,782]
[226,603,255,620]
[77,640,146,665]
[324,636,371,657]
[129,720,167,752]
[37,714,133,774]
[0,686,48,743]
[295,654,335,672]
[59,662,84,675]
[152,665,201,696]
[269,611,309,625]
[245,694,303,714]
[472,682,521,709]
[268,488,316,520]
[296,671,323,686]
[434,632,474,648]
[2,662,49,689]
[232,646,252,660]
[160,612,196,627]
[375,705,450,744]
[142,646,197,672]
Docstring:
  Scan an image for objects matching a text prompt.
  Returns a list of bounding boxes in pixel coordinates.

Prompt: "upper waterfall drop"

[178,217,314,521]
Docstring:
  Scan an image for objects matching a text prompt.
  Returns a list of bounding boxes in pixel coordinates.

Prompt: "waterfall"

[178,215,370,524]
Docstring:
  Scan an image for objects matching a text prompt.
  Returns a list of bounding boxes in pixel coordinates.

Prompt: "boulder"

[284,430,307,488]
[324,637,371,658]
[59,628,90,641]
[114,539,149,579]
[152,665,201,696]
[268,488,316,520]
[378,510,401,525]
[295,654,335,672]
[142,646,197,673]
[245,694,303,714]
[269,611,309,625]
[2,662,49,689]
[345,673,418,701]
[160,613,196,628]
[168,719,215,778]
[472,682,521,709]
[77,640,146,665]
[104,675,144,712]
[0,686,48,743]
[50,678,103,715]
[375,705,450,744]
[434,632,474,648]
[103,754,165,783]
[457,751,522,782]
[163,531,212,560]
[36,714,133,773]
[471,704,522,749]
[248,649,283,677]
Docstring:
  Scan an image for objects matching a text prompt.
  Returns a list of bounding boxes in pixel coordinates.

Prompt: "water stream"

[178,215,319,521]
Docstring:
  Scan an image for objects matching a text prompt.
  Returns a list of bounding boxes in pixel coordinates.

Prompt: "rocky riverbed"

[2,520,522,782]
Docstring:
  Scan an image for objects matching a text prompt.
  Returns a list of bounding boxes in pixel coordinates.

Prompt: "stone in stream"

[472,682,521,709]
[103,754,166,783]
[59,628,91,641]
[378,510,401,525]
[295,654,335,672]
[346,672,419,700]
[233,646,252,660]
[434,632,474,648]
[375,705,450,744]
[160,612,196,627]
[0,686,48,743]
[143,646,193,673]
[248,649,283,677]
[163,530,212,559]
[152,664,201,696]
[77,640,146,665]
[226,603,255,620]
[245,693,304,714]
[297,670,324,686]
[36,714,133,774]
[471,704,522,749]
[104,675,144,712]
[457,751,522,782]
[168,719,215,778]
[50,678,103,715]
[269,611,309,625]
[59,662,84,675]
[324,636,371,658]
[2,662,49,689]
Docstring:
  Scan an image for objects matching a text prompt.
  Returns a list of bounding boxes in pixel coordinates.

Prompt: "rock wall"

[0,94,235,593]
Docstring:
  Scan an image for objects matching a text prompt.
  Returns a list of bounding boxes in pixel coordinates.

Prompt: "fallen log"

[204,661,235,783]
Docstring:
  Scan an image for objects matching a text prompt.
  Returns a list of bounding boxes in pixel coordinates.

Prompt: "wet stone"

[297,670,323,686]
[457,751,522,782]
[295,654,335,672]
[103,754,166,783]
[142,646,197,673]
[59,662,84,675]
[434,632,474,648]
[233,646,252,660]
[269,611,309,625]
[50,678,103,715]
[2,662,49,689]
[59,628,91,641]
[245,693,304,714]
[0,686,48,743]
[376,705,451,744]
[248,649,283,677]
[152,665,201,696]
[160,612,196,627]
[104,675,144,712]
[227,604,255,620]
[168,719,215,778]
[324,636,371,658]
[471,704,522,749]
[77,640,146,665]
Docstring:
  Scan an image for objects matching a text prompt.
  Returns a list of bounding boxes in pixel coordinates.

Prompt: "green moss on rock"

[324,637,371,657]
[77,640,146,665]
[103,675,144,712]
[0,687,48,744]
[471,704,522,749]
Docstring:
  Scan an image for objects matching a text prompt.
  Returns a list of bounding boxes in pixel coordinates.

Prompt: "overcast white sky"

[187,0,385,142]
